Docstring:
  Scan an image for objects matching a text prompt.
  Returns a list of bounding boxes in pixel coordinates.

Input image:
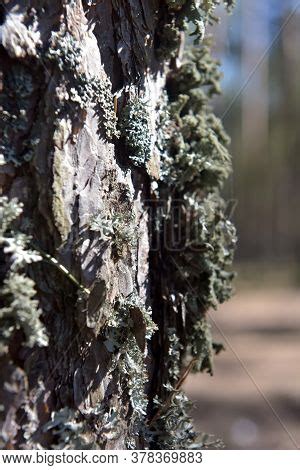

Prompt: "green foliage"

[119,98,151,168]
[46,29,119,140]
[0,196,47,353]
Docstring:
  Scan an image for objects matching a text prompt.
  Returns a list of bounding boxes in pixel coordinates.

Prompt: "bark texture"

[0,0,236,449]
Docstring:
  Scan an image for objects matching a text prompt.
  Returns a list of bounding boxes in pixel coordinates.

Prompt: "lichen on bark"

[0,0,236,450]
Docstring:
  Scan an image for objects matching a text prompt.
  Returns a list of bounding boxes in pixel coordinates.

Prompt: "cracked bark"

[0,0,167,449]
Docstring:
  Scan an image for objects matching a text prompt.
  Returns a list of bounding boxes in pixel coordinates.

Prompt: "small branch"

[32,244,90,295]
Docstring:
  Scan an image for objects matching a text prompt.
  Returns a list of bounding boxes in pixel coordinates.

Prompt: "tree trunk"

[0,0,236,450]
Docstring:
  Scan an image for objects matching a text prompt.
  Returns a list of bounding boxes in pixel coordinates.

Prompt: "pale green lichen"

[151,0,236,450]
[43,407,95,450]
[46,30,119,140]
[104,294,157,447]
[105,295,157,355]
[150,389,208,449]
[0,196,47,353]
[158,1,235,58]
[166,328,183,381]
[90,214,114,240]
[149,328,221,449]
[189,318,214,373]
[0,65,39,165]
[119,98,151,168]
[161,44,231,191]
[90,210,137,256]
[0,273,48,349]
[99,406,123,442]
[46,31,82,72]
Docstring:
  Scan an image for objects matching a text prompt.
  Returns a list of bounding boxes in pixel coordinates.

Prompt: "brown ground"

[184,289,300,449]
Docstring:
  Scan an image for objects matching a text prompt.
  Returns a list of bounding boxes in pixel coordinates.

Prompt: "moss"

[119,98,151,168]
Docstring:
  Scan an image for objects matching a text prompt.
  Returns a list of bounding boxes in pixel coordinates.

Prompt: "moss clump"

[119,98,152,168]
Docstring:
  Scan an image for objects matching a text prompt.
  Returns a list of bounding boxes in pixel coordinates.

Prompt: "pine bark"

[0,0,236,450]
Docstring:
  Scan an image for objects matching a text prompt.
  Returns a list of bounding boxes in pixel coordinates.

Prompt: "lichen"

[46,29,119,141]
[43,407,95,450]
[160,43,231,192]
[119,98,152,168]
[150,0,237,449]
[0,65,39,165]
[148,331,222,449]
[157,0,236,59]
[166,328,183,381]
[90,209,137,257]
[0,7,41,59]
[0,273,48,350]
[104,294,157,448]
[150,390,207,449]
[0,196,48,353]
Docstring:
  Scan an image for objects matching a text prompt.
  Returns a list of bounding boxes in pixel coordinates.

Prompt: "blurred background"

[185,0,300,449]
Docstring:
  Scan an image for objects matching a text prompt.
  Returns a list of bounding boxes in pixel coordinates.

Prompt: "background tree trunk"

[0,0,236,450]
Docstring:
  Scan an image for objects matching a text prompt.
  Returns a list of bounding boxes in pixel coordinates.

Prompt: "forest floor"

[184,288,300,449]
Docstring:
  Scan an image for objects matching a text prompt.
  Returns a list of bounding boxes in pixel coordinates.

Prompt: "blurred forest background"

[185,0,300,449]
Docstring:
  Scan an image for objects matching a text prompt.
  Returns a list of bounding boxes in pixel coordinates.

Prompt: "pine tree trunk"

[0,0,236,450]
